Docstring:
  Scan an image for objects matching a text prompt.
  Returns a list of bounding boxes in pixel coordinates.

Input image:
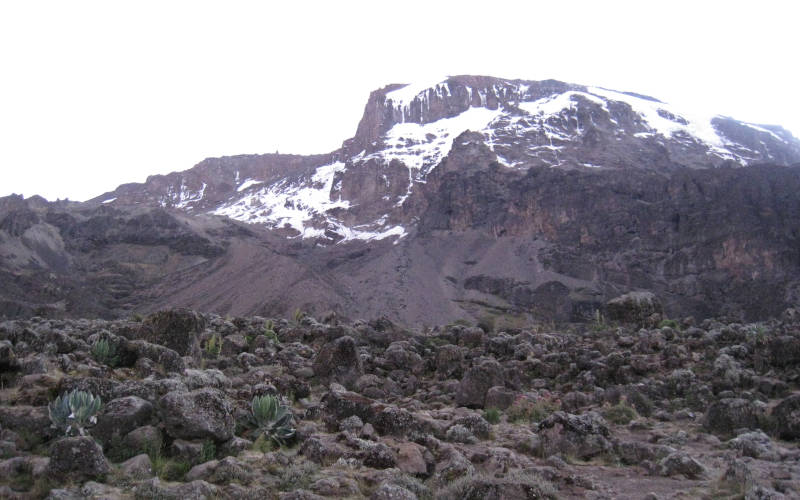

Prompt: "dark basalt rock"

[703,398,765,437]
[159,388,235,442]
[772,394,800,441]
[455,360,505,408]
[47,436,111,482]
[92,396,154,448]
[312,336,363,390]
[140,308,205,356]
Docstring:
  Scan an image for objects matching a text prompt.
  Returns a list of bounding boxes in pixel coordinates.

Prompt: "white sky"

[1,0,798,201]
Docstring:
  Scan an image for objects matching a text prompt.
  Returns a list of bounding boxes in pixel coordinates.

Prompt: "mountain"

[3,75,800,323]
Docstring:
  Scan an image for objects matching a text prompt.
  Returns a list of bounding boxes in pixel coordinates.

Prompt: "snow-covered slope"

[93,76,800,244]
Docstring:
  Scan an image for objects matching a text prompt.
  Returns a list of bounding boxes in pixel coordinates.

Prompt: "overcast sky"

[1,0,797,201]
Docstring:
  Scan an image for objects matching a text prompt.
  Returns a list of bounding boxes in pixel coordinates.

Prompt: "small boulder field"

[0,302,799,499]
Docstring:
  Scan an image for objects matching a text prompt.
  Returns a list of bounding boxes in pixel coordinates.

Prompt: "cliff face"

[4,76,800,323]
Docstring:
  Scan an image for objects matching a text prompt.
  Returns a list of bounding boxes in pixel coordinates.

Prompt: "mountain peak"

[91,76,800,244]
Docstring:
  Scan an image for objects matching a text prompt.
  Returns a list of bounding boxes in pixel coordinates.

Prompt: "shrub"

[251,395,296,447]
[91,338,119,367]
[48,390,102,436]
[201,439,216,462]
[603,401,638,425]
[252,433,276,453]
[204,334,221,357]
[437,471,556,500]
[658,318,680,330]
[627,390,654,417]
[277,460,318,491]
[483,407,501,424]
[152,455,191,481]
[477,314,496,334]
[507,396,560,424]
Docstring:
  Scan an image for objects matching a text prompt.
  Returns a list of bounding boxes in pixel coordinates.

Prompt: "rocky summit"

[1,76,800,498]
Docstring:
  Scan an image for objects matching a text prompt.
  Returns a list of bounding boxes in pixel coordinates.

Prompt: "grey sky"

[1,0,797,201]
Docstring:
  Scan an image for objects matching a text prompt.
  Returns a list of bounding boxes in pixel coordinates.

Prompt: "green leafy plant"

[591,309,609,332]
[263,319,280,344]
[483,407,501,424]
[204,334,221,357]
[48,390,102,436]
[293,308,306,324]
[91,338,119,367]
[251,395,296,447]
[201,439,216,462]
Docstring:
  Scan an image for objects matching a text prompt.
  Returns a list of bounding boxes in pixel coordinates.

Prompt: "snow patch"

[385,77,449,108]
[101,197,116,204]
[519,91,607,116]
[367,106,503,172]
[743,123,787,143]
[236,179,262,192]
[587,86,736,158]
[166,181,207,209]
[213,162,350,237]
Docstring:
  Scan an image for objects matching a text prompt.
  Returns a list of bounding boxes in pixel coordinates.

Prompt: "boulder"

[140,308,205,356]
[0,340,19,372]
[606,291,662,324]
[772,394,800,440]
[395,442,429,476]
[312,336,363,389]
[120,453,154,479]
[658,451,707,479]
[184,369,231,391]
[485,386,515,410]
[453,413,491,439]
[92,396,154,448]
[435,344,465,379]
[0,405,53,442]
[159,388,234,442]
[370,483,418,500]
[47,436,111,482]
[538,411,612,460]
[728,430,781,461]
[300,435,347,466]
[128,340,185,373]
[221,334,248,357]
[185,456,254,485]
[455,360,504,408]
[362,442,396,469]
[768,336,800,368]
[123,425,163,456]
[703,398,765,436]
[433,445,475,484]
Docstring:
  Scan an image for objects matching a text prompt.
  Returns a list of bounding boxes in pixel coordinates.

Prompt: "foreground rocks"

[0,309,798,498]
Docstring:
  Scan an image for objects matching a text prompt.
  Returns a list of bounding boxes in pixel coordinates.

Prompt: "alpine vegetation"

[251,394,296,447]
[48,390,102,437]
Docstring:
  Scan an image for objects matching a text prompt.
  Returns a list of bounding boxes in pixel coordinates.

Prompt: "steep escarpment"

[418,156,800,320]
